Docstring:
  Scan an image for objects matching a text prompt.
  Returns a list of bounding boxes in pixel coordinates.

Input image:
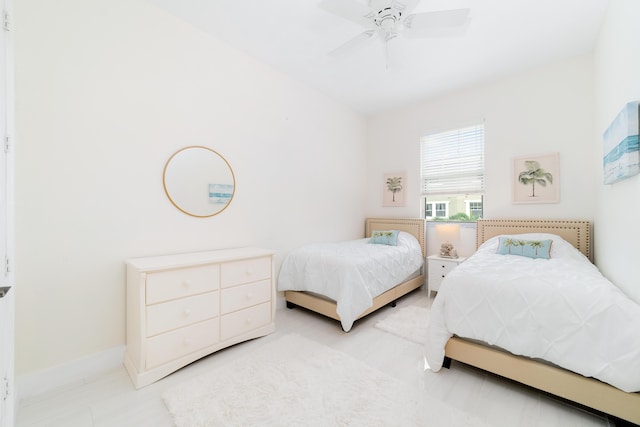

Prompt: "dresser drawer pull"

[183,308,192,317]
[245,293,253,300]
[182,337,192,347]
[246,317,253,324]
[182,280,192,288]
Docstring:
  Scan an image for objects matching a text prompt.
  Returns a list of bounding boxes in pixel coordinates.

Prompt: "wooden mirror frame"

[163,146,235,218]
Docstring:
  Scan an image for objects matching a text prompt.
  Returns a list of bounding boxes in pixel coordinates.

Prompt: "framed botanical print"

[383,172,406,207]
[512,152,559,204]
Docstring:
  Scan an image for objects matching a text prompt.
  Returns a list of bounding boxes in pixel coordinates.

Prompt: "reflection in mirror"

[163,146,235,217]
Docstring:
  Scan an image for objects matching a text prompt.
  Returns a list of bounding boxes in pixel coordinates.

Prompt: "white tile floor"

[16,289,614,427]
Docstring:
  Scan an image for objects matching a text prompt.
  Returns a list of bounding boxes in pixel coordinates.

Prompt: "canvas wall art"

[512,152,559,204]
[603,100,640,185]
[382,172,406,207]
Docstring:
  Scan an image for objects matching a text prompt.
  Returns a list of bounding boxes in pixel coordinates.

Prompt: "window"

[424,201,449,219]
[466,201,483,218]
[420,123,484,221]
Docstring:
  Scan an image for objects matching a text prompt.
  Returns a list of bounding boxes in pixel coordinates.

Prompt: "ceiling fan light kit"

[372,6,402,32]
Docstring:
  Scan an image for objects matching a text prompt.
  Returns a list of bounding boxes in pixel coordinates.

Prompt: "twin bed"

[428,219,640,425]
[278,218,640,424]
[279,217,425,332]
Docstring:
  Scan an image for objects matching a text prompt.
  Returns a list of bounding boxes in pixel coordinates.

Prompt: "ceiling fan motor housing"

[372,6,402,34]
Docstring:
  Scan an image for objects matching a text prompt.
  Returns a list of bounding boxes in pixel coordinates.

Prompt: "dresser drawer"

[221,257,271,288]
[221,279,271,315]
[146,265,219,305]
[146,291,219,337]
[220,302,271,341]
[146,317,220,369]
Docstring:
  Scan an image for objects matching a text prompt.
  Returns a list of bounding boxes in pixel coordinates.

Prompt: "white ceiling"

[150,0,609,115]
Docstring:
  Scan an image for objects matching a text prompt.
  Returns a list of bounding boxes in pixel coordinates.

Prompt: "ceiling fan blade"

[319,0,372,28]
[392,0,420,15]
[405,8,470,30]
[328,30,376,58]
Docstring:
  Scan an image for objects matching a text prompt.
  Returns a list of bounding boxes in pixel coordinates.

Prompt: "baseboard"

[16,345,125,401]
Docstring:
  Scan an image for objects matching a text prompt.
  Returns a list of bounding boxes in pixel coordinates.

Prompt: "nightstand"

[427,255,467,298]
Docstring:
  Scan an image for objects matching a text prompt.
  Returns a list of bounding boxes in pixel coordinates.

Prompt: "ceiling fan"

[319,0,471,59]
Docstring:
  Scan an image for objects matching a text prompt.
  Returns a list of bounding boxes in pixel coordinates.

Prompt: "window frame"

[420,122,485,222]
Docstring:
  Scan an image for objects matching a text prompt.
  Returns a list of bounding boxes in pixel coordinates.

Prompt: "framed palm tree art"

[383,172,406,207]
[512,152,559,204]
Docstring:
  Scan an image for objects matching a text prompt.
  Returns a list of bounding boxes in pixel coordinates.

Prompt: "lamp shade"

[435,224,460,243]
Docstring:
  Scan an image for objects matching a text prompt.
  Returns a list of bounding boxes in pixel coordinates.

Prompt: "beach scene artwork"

[603,101,640,185]
[208,183,234,204]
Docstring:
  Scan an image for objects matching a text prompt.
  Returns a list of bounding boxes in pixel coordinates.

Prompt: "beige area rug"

[163,333,490,427]
[375,305,430,344]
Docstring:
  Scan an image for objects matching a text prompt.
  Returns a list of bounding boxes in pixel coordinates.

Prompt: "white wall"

[14,0,366,376]
[366,55,596,257]
[16,0,638,390]
[593,0,640,303]
[0,0,16,420]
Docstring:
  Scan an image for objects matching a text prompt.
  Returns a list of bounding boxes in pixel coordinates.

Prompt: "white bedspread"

[425,233,640,393]
[278,232,424,332]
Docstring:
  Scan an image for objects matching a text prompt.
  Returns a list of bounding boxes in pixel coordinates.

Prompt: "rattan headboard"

[365,217,426,257]
[476,219,592,261]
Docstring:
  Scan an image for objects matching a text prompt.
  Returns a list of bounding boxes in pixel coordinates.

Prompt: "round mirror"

[163,146,236,217]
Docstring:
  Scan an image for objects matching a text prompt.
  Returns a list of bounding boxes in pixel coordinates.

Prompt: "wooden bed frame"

[284,217,425,328]
[443,219,640,424]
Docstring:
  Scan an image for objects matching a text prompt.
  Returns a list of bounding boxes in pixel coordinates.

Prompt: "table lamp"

[435,224,460,258]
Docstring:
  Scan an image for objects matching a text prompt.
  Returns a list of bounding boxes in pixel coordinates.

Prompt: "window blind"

[420,124,484,195]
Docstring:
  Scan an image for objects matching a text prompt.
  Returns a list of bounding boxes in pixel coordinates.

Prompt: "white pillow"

[396,231,422,253]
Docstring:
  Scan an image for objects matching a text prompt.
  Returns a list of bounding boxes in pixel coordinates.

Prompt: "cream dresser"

[124,247,275,388]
